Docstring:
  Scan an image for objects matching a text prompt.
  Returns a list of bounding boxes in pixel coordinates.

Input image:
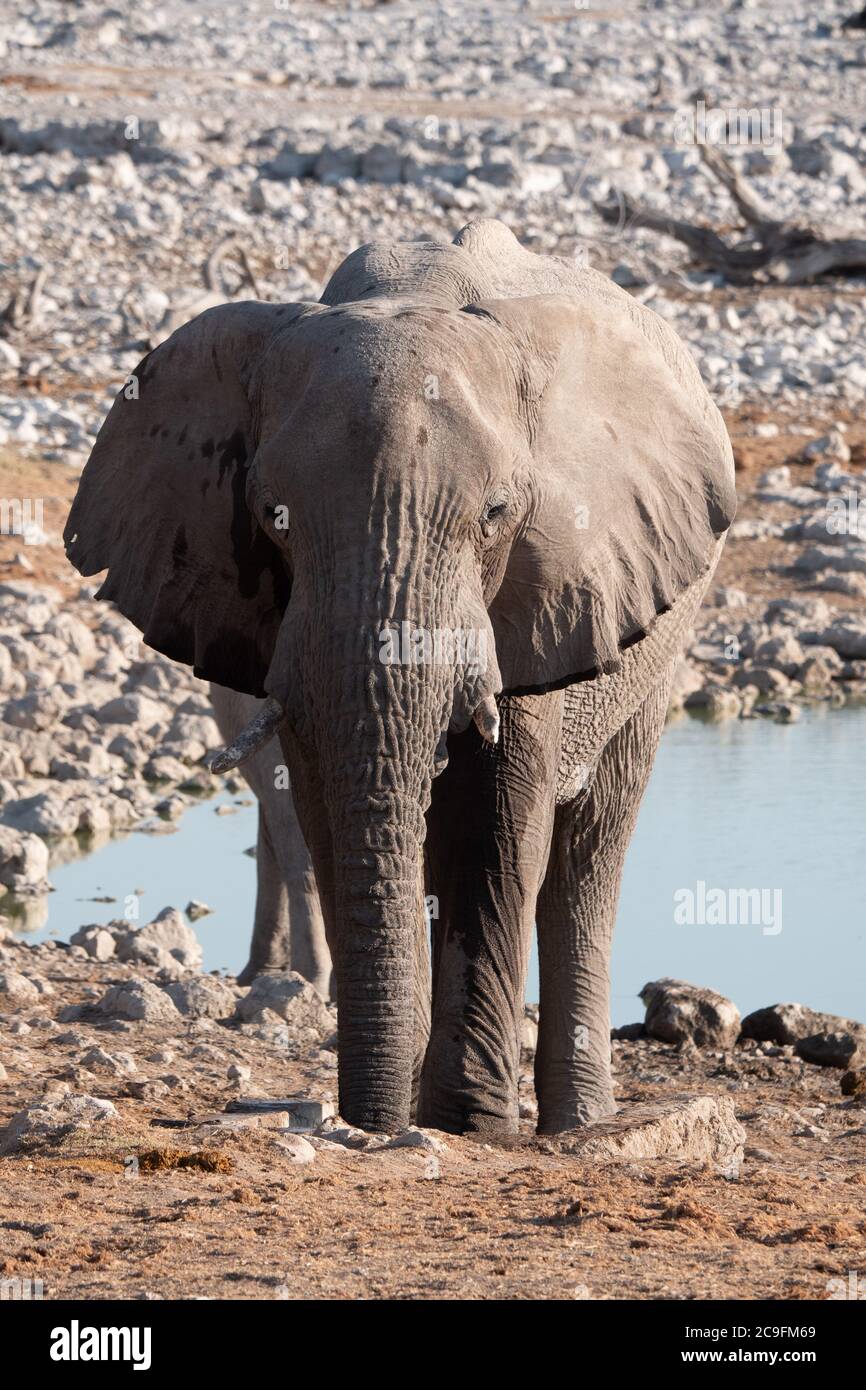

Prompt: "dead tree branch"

[205,235,262,299]
[596,144,866,286]
[1,267,48,331]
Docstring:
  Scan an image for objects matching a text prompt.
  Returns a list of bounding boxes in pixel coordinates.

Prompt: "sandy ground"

[1,935,865,1302]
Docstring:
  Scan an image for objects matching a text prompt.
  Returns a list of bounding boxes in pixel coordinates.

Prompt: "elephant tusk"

[473,694,500,746]
[209,696,286,774]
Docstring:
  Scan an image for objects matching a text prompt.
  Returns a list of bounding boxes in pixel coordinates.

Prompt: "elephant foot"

[536,1093,618,1136]
[416,1084,520,1138]
[235,960,289,987]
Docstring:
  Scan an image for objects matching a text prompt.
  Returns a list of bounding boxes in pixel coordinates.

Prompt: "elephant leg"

[535,679,670,1134]
[418,691,562,1136]
[236,765,332,997]
[210,685,332,994]
[412,902,432,1123]
[236,803,291,986]
[279,786,332,999]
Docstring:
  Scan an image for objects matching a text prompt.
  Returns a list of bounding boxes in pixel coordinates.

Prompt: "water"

[10,706,866,1028]
[611,703,865,1029]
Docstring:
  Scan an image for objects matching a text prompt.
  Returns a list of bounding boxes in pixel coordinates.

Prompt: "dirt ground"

[1,939,865,1301]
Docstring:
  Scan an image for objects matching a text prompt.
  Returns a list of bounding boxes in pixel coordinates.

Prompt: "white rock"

[0,824,50,893]
[0,1093,119,1155]
[274,1134,317,1164]
[94,693,167,728]
[386,1127,449,1154]
[0,970,41,1006]
[803,431,851,465]
[80,1046,137,1075]
[97,978,182,1023]
[0,339,21,370]
[164,975,236,1019]
[70,925,116,961]
[235,972,335,1035]
[114,907,203,974]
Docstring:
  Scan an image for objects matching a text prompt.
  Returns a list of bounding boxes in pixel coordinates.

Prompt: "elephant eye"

[483,499,508,524]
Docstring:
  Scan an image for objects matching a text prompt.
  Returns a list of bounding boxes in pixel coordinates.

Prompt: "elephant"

[64,218,735,1138]
[208,683,331,996]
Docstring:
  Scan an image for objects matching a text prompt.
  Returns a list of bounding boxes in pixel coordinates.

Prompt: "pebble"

[273,1134,317,1165]
[385,1127,449,1155]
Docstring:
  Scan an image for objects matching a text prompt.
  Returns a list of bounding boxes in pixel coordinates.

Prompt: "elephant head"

[64,220,735,1133]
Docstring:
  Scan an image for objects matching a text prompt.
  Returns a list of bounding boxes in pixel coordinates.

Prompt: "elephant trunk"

[332,792,427,1131]
[321,642,452,1133]
[279,562,498,1133]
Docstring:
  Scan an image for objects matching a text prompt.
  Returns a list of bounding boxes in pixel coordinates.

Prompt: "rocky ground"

[1,930,865,1300]
[1,0,865,1300]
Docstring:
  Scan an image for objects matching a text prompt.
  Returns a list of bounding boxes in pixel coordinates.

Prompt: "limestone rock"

[521,1005,539,1055]
[641,978,741,1050]
[273,1134,317,1164]
[70,925,116,961]
[0,1093,119,1155]
[386,1127,449,1154]
[80,1046,137,1075]
[0,970,41,1006]
[234,971,335,1038]
[97,978,182,1023]
[114,907,203,975]
[94,693,168,728]
[559,1094,745,1166]
[164,975,236,1019]
[0,825,50,894]
[1,791,82,838]
[802,431,852,464]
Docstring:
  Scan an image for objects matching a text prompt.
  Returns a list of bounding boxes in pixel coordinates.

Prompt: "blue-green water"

[11,706,866,1028]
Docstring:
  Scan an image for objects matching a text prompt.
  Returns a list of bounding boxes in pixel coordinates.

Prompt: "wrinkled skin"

[64,219,735,1136]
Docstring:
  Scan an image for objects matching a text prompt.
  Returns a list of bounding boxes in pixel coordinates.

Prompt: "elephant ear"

[64,301,304,696]
[476,294,736,694]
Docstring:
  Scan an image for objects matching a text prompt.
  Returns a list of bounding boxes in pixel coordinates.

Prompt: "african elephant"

[208,684,331,996]
[64,218,735,1137]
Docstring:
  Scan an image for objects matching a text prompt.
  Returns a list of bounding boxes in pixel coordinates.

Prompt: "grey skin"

[64,218,735,1137]
[208,684,332,995]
